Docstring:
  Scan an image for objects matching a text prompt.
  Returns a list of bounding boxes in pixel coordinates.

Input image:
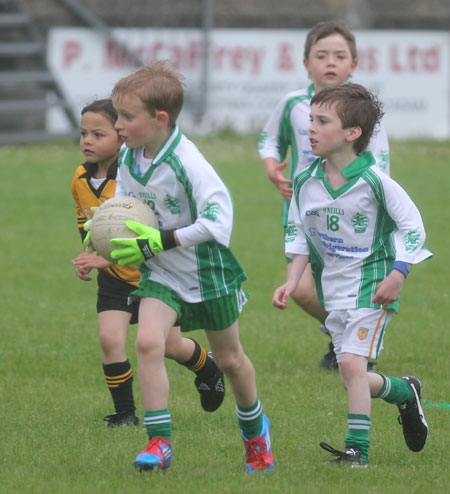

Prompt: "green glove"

[110,220,176,266]
[82,207,98,253]
[83,220,94,253]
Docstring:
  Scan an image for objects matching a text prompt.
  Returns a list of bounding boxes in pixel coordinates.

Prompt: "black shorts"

[96,270,139,325]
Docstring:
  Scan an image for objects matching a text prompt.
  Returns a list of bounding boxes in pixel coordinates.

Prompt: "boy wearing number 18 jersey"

[272,84,431,466]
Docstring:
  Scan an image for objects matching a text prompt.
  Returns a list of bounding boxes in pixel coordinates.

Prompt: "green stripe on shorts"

[132,280,248,332]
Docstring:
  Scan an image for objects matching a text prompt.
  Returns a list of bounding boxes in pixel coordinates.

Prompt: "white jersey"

[115,125,247,303]
[285,152,432,312]
[258,84,390,225]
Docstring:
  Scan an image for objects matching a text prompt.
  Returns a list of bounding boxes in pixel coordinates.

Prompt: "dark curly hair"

[311,84,384,154]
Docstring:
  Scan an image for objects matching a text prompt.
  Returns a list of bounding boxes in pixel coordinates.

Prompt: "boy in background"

[259,21,389,369]
[273,84,430,466]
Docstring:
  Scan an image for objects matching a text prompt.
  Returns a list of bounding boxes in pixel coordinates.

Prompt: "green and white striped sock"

[375,374,413,404]
[143,409,172,441]
[345,414,371,462]
[236,399,263,440]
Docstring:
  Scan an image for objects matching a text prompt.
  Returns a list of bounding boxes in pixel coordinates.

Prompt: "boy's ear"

[155,110,169,128]
[346,126,362,143]
[349,58,358,76]
[303,58,310,73]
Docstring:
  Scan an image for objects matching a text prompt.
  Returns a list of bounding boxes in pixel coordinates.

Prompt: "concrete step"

[0,130,79,145]
[0,13,30,27]
[0,98,70,112]
[0,70,54,84]
[0,41,43,56]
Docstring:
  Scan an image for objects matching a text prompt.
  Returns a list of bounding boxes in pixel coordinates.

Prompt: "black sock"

[181,339,215,379]
[103,360,135,415]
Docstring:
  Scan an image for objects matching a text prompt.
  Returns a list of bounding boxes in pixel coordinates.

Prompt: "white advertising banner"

[47,28,450,138]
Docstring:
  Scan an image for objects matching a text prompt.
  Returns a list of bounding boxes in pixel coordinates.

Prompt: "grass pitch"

[0,135,448,493]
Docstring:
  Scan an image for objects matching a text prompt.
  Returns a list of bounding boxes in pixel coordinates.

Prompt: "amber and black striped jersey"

[71,160,140,287]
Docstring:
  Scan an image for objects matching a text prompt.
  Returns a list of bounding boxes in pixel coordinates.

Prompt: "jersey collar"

[313,151,375,180]
[341,151,375,179]
[81,160,118,179]
[152,125,182,165]
[311,152,376,198]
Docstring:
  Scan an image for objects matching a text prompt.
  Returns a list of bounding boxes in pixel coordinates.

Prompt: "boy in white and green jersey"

[108,62,274,474]
[273,84,431,466]
[259,21,390,369]
[115,130,247,305]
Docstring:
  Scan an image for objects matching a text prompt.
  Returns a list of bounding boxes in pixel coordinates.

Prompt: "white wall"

[47,28,450,139]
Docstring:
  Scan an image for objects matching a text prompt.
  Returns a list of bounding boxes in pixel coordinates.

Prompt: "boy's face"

[309,102,355,158]
[80,111,121,168]
[304,34,357,93]
[113,94,160,150]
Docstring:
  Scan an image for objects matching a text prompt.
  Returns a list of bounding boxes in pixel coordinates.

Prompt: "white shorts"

[325,308,394,363]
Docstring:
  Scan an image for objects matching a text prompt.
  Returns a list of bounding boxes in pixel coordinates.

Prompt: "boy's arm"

[258,97,285,164]
[272,254,309,309]
[372,268,406,307]
[380,173,432,265]
[371,173,432,306]
[71,173,88,241]
[273,191,311,308]
[176,160,235,249]
[259,95,292,199]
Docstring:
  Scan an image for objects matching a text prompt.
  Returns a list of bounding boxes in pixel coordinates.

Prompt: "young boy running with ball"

[272,84,431,466]
[260,21,390,369]
[109,61,274,473]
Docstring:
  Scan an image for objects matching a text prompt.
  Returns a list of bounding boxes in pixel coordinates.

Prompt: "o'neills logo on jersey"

[358,328,369,340]
[322,207,344,215]
[404,230,421,251]
[201,202,220,222]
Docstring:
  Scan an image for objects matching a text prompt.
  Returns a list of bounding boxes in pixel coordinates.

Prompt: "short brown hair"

[304,21,357,60]
[112,61,184,128]
[311,84,384,154]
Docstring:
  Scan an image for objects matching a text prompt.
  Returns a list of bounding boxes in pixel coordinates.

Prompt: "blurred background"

[1,0,449,144]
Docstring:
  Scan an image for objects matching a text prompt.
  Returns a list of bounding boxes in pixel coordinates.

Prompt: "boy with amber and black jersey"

[72,159,139,287]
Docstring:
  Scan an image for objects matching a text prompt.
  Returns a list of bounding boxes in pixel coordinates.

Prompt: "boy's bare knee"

[340,355,367,388]
[136,333,162,358]
[214,352,242,375]
[99,331,122,357]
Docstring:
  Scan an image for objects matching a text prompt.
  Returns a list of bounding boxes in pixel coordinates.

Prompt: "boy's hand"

[372,270,405,307]
[272,280,298,309]
[110,220,164,266]
[73,251,112,270]
[265,159,293,200]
